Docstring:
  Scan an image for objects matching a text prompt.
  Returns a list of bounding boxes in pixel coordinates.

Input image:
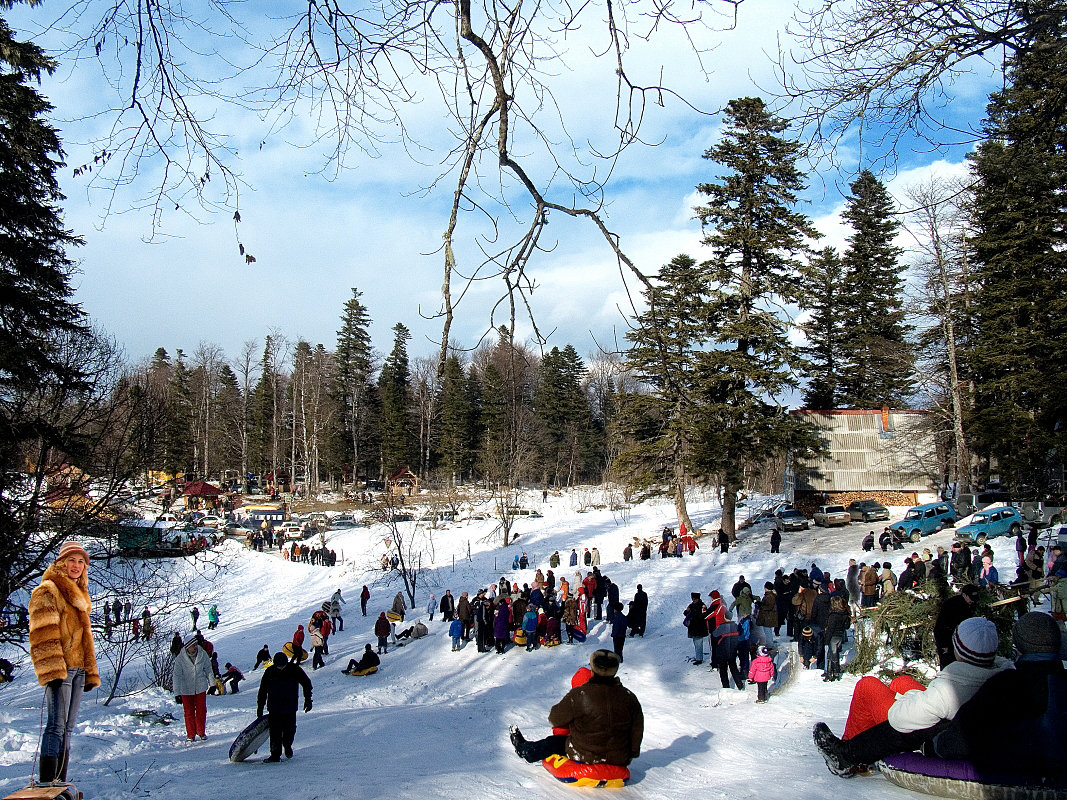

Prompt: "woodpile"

[794,490,917,517]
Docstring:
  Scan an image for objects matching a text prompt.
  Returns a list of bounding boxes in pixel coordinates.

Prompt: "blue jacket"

[522,610,538,633]
[569,551,578,566]
[449,619,463,638]
[611,612,628,638]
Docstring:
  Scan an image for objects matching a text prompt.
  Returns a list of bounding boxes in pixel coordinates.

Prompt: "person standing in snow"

[28,541,100,784]
[717,529,729,554]
[190,606,200,630]
[684,593,709,664]
[374,613,391,654]
[256,651,312,762]
[427,594,436,621]
[207,604,219,630]
[629,585,648,637]
[330,589,345,631]
[749,646,776,703]
[494,600,512,653]
[611,603,628,663]
[522,605,539,651]
[590,547,601,566]
[392,592,407,622]
[440,589,456,621]
[291,625,306,662]
[450,615,464,651]
[361,585,370,616]
[569,549,578,567]
[172,637,213,741]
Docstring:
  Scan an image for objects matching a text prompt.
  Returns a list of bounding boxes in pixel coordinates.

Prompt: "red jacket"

[582,576,597,598]
[292,626,304,647]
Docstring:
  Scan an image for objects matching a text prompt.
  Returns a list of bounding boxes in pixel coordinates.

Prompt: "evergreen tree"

[0,19,85,396]
[378,323,414,475]
[613,253,708,529]
[437,354,474,483]
[837,169,913,407]
[968,7,1067,491]
[536,345,592,486]
[334,288,376,482]
[800,247,845,409]
[693,97,822,538]
[163,350,194,477]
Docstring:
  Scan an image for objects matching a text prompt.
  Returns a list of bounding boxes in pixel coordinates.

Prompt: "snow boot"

[812,723,859,778]
[509,726,531,761]
[39,755,60,784]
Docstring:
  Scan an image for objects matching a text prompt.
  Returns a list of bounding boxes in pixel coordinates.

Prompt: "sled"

[214,677,227,695]
[281,643,308,662]
[878,753,1067,800]
[129,709,175,725]
[514,631,527,646]
[3,784,82,800]
[342,666,378,676]
[767,649,798,697]
[542,754,629,788]
[229,714,271,763]
[386,611,403,622]
[570,629,587,643]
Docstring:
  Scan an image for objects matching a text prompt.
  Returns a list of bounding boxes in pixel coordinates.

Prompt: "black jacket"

[257,661,312,716]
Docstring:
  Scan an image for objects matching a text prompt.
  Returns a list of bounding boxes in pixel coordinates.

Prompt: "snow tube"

[345,666,378,676]
[878,753,1067,800]
[386,611,403,622]
[514,631,527,646]
[229,715,270,763]
[542,755,630,788]
[281,642,308,662]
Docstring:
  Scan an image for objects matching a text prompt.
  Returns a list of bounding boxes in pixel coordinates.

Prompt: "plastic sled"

[542,755,629,788]
[343,666,378,676]
[281,642,308,662]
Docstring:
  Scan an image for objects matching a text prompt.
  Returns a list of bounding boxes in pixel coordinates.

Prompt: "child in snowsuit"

[749,645,776,703]
[799,626,818,669]
[522,607,539,651]
[449,616,463,651]
[221,663,244,693]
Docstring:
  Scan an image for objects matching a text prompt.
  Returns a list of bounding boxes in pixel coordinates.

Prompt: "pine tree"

[837,169,913,407]
[800,247,845,409]
[378,323,414,476]
[693,97,822,537]
[968,5,1067,491]
[163,351,194,478]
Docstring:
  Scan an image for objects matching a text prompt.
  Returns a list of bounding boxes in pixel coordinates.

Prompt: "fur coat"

[29,562,100,690]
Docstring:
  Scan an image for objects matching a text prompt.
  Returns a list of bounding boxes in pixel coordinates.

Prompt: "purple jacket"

[494,604,511,638]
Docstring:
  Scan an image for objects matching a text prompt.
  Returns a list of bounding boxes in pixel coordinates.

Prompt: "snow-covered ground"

[0,491,973,800]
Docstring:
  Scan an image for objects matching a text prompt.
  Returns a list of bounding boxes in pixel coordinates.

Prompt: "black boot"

[39,755,59,784]
[509,726,532,761]
[58,750,69,781]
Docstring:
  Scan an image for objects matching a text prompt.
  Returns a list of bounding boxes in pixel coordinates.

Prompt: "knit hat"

[952,617,999,668]
[757,646,769,656]
[57,541,90,564]
[710,590,721,600]
[801,626,814,638]
[590,649,621,677]
[1012,612,1061,655]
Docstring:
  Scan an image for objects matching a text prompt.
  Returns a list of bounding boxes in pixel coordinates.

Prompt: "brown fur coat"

[29,562,100,690]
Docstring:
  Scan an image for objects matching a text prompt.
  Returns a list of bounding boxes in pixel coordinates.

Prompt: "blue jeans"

[691,636,704,661]
[43,668,85,758]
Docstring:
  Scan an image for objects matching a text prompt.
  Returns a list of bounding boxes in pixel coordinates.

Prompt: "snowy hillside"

[0,491,964,800]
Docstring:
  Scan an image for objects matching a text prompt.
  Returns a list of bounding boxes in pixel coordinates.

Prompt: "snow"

[0,491,971,800]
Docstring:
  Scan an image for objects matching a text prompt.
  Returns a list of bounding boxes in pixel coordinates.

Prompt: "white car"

[279,522,304,541]
[199,515,224,528]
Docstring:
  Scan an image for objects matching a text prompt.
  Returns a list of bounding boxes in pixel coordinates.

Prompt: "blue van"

[889,502,957,543]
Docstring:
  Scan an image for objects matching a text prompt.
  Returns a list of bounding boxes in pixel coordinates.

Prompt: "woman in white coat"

[172,638,213,741]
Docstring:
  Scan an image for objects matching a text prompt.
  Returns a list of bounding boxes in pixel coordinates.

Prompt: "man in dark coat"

[712,618,744,690]
[628,585,648,637]
[256,652,313,762]
[439,590,456,621]
[510,649,643,766]
[717,529,729,553]
[730,575,750,600]
[934,612,1067,775]
[769,528,782,553]
[933,585,979,668]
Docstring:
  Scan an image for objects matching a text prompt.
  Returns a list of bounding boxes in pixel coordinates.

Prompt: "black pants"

[718,651,744,689]
[268,712,297,758]
[361,599,368,616]
[842,720,947,765]
[518,733,567,763]
[312,646,324,670]
[613,635,625,663]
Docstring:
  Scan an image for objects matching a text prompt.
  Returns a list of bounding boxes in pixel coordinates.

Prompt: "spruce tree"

[334,288,375,481]
[614,253,708,528]
[163,351,194,478]
[0,19,85,396]
[378,323,414,476]
[693,97,822,537]
[437,354,474,484]
[968,5,1067,491]
[800,247,845,409]
[837,169,913,408]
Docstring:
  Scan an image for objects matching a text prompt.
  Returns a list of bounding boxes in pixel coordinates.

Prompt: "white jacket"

[887,658,1012,733]
[171,647,213,696]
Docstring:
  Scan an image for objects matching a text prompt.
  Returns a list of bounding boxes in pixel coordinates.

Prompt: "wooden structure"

[788,408,940,514]
[386,467,419,497]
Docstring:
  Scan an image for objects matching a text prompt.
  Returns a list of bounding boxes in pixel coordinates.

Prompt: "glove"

[303,698,312,713]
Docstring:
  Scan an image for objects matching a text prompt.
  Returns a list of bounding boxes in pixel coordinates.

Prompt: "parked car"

[813,505,851,527]
[198,514,224,528]
[157,513,181,525]
[1019,496,1067,526]
[846,499,890,523]
[954,505,1023,546]
[954,490,1013,518]
[775,509,810,532]
[890,501,957,543]
[222,521,253,537]
[279,522,304,541]
[331,514,358,528]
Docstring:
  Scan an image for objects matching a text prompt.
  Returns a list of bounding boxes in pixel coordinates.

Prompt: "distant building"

[788,408,940,512]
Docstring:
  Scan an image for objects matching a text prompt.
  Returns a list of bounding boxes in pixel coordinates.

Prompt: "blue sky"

[7,0,999,368]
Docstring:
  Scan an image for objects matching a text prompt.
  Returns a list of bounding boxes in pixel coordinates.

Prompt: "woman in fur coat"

[29,541,100,784]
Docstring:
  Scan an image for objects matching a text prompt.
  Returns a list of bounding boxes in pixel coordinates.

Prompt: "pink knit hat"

[57,541,90,564]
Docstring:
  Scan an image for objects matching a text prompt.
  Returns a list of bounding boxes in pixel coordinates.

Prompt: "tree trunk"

[722,482,738,541]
